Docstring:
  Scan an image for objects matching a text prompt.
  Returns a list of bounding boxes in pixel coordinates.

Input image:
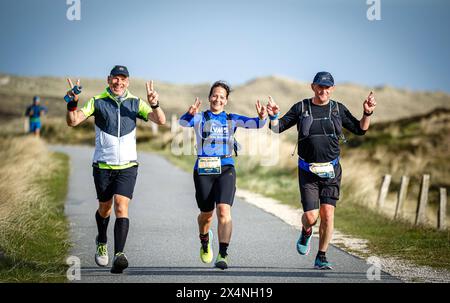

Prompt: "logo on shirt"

[210,126,229,135]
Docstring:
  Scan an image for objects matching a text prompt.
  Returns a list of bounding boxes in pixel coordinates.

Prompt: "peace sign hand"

[255,99,268,120]
[363,91,376,114]
[188,97,202,115]
[146,80,159,106]
[66,78,81,102]
[266,96,280,117]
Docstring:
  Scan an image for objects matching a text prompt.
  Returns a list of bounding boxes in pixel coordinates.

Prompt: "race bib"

[198,157,221,175]
[309,162,335,179]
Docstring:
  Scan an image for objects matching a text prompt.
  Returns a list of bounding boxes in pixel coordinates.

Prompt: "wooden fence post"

[415,174,430,226]
[171,114,178,134]
[394,176,409,219]
[438,188,447,230]
[377,175,391,208]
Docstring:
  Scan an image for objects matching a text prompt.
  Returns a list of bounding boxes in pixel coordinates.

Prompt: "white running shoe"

[95,236,109,267]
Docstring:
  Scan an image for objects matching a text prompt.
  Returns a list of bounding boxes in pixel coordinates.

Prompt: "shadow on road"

[79,266,396,281]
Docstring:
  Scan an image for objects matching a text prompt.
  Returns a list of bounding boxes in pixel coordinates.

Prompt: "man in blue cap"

[65,65,166,274]
[25,96,48,137]
[267,71,376,269]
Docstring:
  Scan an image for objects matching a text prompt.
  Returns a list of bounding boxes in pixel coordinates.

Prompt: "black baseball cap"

[313,71,334,87]
[110,65,129,77]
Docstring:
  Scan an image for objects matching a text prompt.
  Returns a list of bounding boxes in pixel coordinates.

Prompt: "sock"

[114,217,129,254]
[302,227,312,236]
[317,250,326,259]
[199,233,209,244]
[95,211,110,244]
[219,242,229,258]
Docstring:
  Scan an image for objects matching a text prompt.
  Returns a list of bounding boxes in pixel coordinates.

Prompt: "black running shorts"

[93,165,138,202]
[193,165,236,212]
[298,163,342,212]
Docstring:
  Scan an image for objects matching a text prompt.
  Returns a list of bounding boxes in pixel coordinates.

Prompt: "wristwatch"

[363,110,373,116]
[151,101,160,109]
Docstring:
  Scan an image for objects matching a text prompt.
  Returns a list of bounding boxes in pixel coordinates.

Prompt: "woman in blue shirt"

[179,81,267,269]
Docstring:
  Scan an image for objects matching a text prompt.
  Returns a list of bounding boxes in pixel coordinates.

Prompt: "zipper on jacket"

[117,102,121,165]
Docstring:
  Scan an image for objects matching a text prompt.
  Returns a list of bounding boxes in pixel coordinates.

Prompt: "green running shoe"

[214,254,229,270]
[200,230,213,263]
[94,236,109,267]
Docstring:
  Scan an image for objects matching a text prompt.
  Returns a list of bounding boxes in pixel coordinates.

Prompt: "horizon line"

[0,71,449,95]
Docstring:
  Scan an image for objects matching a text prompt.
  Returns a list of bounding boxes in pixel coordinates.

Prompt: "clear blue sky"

[1,0,449,92]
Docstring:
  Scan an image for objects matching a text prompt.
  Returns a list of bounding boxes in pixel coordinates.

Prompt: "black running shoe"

[110,252,128,274]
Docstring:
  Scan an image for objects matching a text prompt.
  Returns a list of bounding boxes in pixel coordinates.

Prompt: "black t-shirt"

[270,99,366,163]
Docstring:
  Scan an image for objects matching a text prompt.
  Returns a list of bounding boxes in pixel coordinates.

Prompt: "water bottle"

[64,85,83,103]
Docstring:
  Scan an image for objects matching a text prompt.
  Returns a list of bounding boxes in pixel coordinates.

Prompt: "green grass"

[234,156,300,206]
[336,184,450,270]
[0,152,71,282]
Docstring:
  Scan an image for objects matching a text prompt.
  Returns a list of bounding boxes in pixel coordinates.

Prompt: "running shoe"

[110,252,128,274]
[200,230,214,264]
[296,228,313,255]
[314,255,333,270]
[94,236,109,267]
[214,254,229,270]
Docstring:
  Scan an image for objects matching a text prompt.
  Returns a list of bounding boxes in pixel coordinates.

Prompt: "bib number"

[198,157,221,175]
[309,162,335,179]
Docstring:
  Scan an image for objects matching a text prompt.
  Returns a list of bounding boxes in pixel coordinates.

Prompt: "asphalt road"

[51,145,400,283]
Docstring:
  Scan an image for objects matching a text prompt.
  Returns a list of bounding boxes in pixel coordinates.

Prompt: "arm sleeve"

[80,98,96,118]
[339,103,366,135]
[179,112,195,127]
[269,102,300,134]
[137,99,152,121]
[230,114,267,129]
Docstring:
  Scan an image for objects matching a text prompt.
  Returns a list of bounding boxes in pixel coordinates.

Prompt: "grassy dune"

[341,108,450,224]
[0,136,70,282]
[1,73,449,124]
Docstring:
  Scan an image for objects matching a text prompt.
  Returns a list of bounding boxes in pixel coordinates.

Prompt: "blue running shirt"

[179,110,267,169]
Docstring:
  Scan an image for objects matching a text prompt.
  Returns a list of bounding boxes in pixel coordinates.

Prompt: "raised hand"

[146,80,159,106]
[66,78,80,102]
[188,97,202,115]
[266,96,280,117]
[363,91,376,114]
[255,99,268,120]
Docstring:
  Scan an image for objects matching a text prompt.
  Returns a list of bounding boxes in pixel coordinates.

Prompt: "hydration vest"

[298,98,346,143]
[290,98,346,157]
[197,111,241,157]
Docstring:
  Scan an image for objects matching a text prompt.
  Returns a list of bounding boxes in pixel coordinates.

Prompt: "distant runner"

[267,71,376,269]
[65,65,166,274]
[25,96,48,137]
[179,81,268,269]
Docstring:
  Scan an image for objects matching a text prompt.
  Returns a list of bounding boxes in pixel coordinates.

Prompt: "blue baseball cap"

[313,71,334,87]
[110,65,129,77]
[33,96,40,102]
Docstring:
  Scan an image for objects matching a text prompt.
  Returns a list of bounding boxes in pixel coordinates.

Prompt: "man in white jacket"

[65,65,166,274]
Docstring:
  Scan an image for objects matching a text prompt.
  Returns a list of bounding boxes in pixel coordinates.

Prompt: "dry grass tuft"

[0,137,58,267]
